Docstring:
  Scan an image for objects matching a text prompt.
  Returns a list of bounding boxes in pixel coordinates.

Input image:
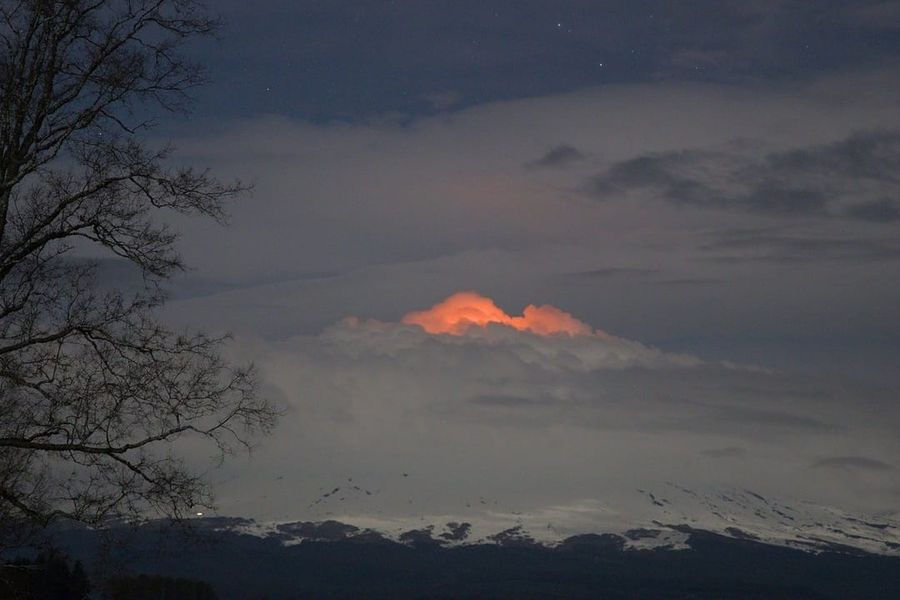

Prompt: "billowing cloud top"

[401,291,595,337]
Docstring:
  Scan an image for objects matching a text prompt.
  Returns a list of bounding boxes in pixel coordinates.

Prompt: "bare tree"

[0,0,277,536]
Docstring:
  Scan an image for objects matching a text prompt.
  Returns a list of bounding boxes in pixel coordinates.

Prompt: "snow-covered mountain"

[207,483,900,556]
[46,485,900,600]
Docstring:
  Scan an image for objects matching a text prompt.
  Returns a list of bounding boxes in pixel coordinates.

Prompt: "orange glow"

[402,291,593,336]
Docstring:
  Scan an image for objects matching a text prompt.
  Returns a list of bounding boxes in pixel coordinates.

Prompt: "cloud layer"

[210,303,899,523]
[586,130,900,222]
[161,71,900,391]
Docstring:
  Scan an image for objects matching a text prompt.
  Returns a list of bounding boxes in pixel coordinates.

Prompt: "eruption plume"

[402,291,593,336]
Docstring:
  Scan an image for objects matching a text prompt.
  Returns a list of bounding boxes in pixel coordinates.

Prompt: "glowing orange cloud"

[402,291,593,336]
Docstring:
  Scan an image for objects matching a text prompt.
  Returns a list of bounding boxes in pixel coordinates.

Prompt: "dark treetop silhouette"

[0,0,277,538]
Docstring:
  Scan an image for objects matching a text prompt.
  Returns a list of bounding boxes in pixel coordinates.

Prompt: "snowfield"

[212,483,900,556]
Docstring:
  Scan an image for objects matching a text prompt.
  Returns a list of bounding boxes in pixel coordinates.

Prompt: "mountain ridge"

[184,483,900,557]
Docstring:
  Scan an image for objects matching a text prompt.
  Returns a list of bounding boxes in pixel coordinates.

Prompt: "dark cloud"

[773,130,900,185]
[811,456,894,471]
[700,447,747,459]
[644,401,844,438]
[566,267,658,280]
[709,405,840,434]
[468,394,550,408]
[656,278,723,287]
[844,199,900,223]
[586,131,900,222]
[526,145,586,170]
[698,229,900,264]
[585,152,703,202]
[188,1,900,121]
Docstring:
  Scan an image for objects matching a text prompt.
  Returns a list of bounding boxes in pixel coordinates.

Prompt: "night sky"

[132,1,900,525]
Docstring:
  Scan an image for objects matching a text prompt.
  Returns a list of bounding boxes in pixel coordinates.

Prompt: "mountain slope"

[222,483,900,556]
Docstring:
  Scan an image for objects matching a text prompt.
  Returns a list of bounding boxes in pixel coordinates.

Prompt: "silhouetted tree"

[0,0,277,541]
